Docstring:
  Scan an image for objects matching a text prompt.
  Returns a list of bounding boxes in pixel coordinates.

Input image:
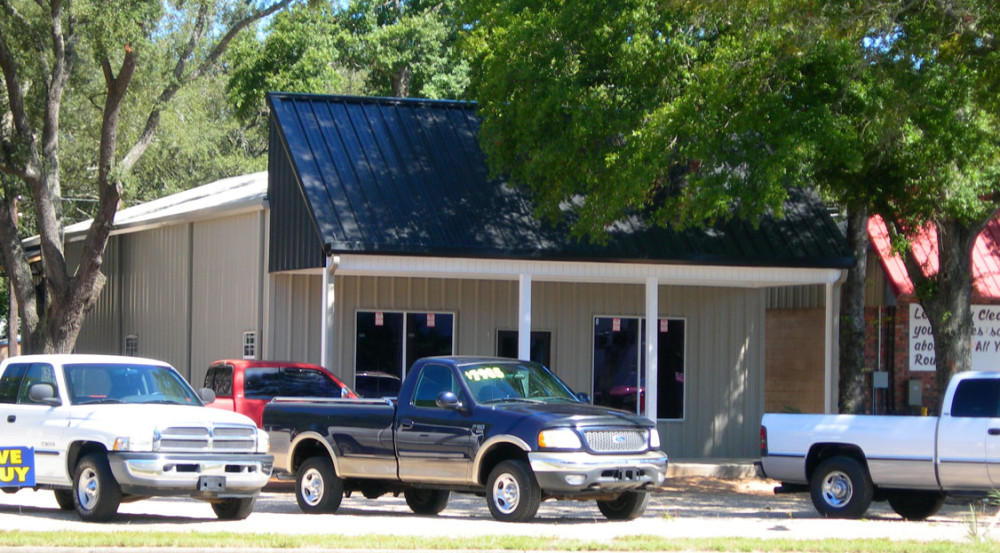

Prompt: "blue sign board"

[0,447,35,487]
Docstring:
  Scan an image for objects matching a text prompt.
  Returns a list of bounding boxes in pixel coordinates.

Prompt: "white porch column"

[518,274,532,360]
[320,255,339,371]
[645,277,659,421]
[824,276,845,414]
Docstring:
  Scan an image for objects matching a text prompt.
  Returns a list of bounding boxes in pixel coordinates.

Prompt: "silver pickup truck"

[0,354,272,522]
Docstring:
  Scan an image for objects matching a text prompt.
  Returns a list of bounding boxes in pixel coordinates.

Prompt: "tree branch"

[119,0,295,173]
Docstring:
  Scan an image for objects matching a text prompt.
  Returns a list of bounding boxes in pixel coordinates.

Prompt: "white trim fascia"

[330,254,845,288]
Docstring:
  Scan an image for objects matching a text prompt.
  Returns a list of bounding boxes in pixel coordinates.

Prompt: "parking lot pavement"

[0,477,989,543]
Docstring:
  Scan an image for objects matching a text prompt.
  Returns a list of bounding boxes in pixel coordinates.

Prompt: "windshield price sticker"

[464,367,505,382]
[0,447,35,487]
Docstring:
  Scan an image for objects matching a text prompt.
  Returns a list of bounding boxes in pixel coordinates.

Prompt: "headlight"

[113,431,157,452]
[649,429,661,449]
[537,428,582,449]
[256,429,270,453]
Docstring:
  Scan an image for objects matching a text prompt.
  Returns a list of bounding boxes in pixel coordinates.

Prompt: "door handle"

[988,428,1000,436]
[399,419,413,430]
[6,415,14,423]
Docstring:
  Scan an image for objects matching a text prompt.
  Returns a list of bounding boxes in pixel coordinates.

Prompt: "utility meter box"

[873,371,889,389]
[908,379,923,407]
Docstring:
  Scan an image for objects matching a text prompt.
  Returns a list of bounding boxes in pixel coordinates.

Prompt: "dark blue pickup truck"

[263,356,668,522]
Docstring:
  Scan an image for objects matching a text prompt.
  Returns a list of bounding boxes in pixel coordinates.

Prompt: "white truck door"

[938,377,1000,489]
[0,362,70,485]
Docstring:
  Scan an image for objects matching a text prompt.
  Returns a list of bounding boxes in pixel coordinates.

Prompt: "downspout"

[320,254,340,371]
[825,270,849,413]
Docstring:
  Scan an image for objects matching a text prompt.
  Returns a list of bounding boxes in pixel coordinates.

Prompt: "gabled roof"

[869,214,1000,299]
[28,172,267,247]
[267,93,852,271]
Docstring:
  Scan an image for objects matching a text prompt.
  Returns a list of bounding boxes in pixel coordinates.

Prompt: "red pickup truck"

[203,359,356,427]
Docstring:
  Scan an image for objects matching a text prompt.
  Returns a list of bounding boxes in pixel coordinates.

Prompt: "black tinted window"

[951,379,1000,418]
[0,364,29,404]
[413,364,458,408]
[205,366,233,397]
[281,369,343,397]
[17,364,57,405]
[244,368,282,399]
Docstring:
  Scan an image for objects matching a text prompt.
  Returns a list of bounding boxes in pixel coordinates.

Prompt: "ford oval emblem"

[613,435,627,444]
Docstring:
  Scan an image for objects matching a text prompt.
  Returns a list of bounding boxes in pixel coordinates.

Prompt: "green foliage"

[225,0,470,123]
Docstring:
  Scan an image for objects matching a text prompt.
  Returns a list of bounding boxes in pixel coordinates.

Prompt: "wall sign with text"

[909,304,1000,372]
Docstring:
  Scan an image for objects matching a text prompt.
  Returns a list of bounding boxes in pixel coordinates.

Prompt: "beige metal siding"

[73,238,122,355]
[767,284,825,309]
[188,213,264,387]
[119,226,192,376]
[265,273,324,366]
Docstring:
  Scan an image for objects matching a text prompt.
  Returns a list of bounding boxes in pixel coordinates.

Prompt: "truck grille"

[583,429,648,453]
[158,424,257,453]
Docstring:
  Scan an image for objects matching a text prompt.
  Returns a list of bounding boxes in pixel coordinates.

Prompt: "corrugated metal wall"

[74,239,122,355]
[74,212,266,384]
[265,274,767,458]
[188,213,265,387]
[118,225,192,375]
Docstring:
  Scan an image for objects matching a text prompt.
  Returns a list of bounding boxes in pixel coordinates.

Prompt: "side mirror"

[576,392,591,404]
[435,391,463,410]
[198,387,216,404]
[29,383,61,406]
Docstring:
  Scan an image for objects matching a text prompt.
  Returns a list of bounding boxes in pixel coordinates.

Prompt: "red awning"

[868,215,1000,299]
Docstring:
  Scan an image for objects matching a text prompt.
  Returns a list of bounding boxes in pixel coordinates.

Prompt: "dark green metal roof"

[266,93,852,272]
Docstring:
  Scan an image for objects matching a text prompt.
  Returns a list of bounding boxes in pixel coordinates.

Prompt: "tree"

[226,0,470,126]
[0,0,294,354]
[462,0,1000,410]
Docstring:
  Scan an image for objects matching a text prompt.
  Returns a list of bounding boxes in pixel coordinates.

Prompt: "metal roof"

[26,172,268,247]
[267,93,852,271]
[869,214,1000,299]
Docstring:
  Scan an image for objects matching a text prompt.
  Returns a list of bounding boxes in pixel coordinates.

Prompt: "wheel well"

[805,443,868,481]
[477,443,528,485]
[290,438,332,474]
[67,442,108,476]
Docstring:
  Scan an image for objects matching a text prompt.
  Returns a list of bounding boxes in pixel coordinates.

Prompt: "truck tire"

[53,489,75,510]
[486,460,540,523]
[404,489,450,515]
[296,456,343,514]
[810,455,873,519]
[886,490,946,521]
[72,453,122,522]
[211,496,257,520]
[597,490,650,520]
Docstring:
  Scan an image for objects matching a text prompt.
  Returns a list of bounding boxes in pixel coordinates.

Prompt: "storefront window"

[356,311,454,380]
[592,316,685,419]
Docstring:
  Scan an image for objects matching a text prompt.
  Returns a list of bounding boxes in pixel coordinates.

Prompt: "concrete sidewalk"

[666,458,761,479]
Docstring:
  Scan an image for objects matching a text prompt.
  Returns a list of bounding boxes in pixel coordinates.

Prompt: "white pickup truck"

[761,370,1000,520]
[0,354,272,522]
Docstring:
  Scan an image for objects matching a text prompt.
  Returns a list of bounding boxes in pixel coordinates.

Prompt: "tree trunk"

[838,203,868,414]
[908,219,978,413]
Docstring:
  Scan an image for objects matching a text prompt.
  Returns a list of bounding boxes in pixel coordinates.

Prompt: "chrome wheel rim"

[77,467,99,511]
[300,468,324,507]
[492,473,520,515]
[821,471,853,508]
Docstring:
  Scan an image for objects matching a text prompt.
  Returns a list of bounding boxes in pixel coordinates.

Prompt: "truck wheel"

[886,490,946,521]
[73,453,122,522]
[296,456,343,514]
[404,489,450,515]
[597,490,650,521]
[53,489,75,510]
[486,460,540,523]
[211,496,257,520]
[810,456,872,519]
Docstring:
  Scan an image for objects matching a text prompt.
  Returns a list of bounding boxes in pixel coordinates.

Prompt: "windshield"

[460,360,579,404]
[64,363,201,406]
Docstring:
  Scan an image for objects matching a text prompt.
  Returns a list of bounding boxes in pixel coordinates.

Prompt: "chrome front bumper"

[528,450,668,494]
[109,452,273,498]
